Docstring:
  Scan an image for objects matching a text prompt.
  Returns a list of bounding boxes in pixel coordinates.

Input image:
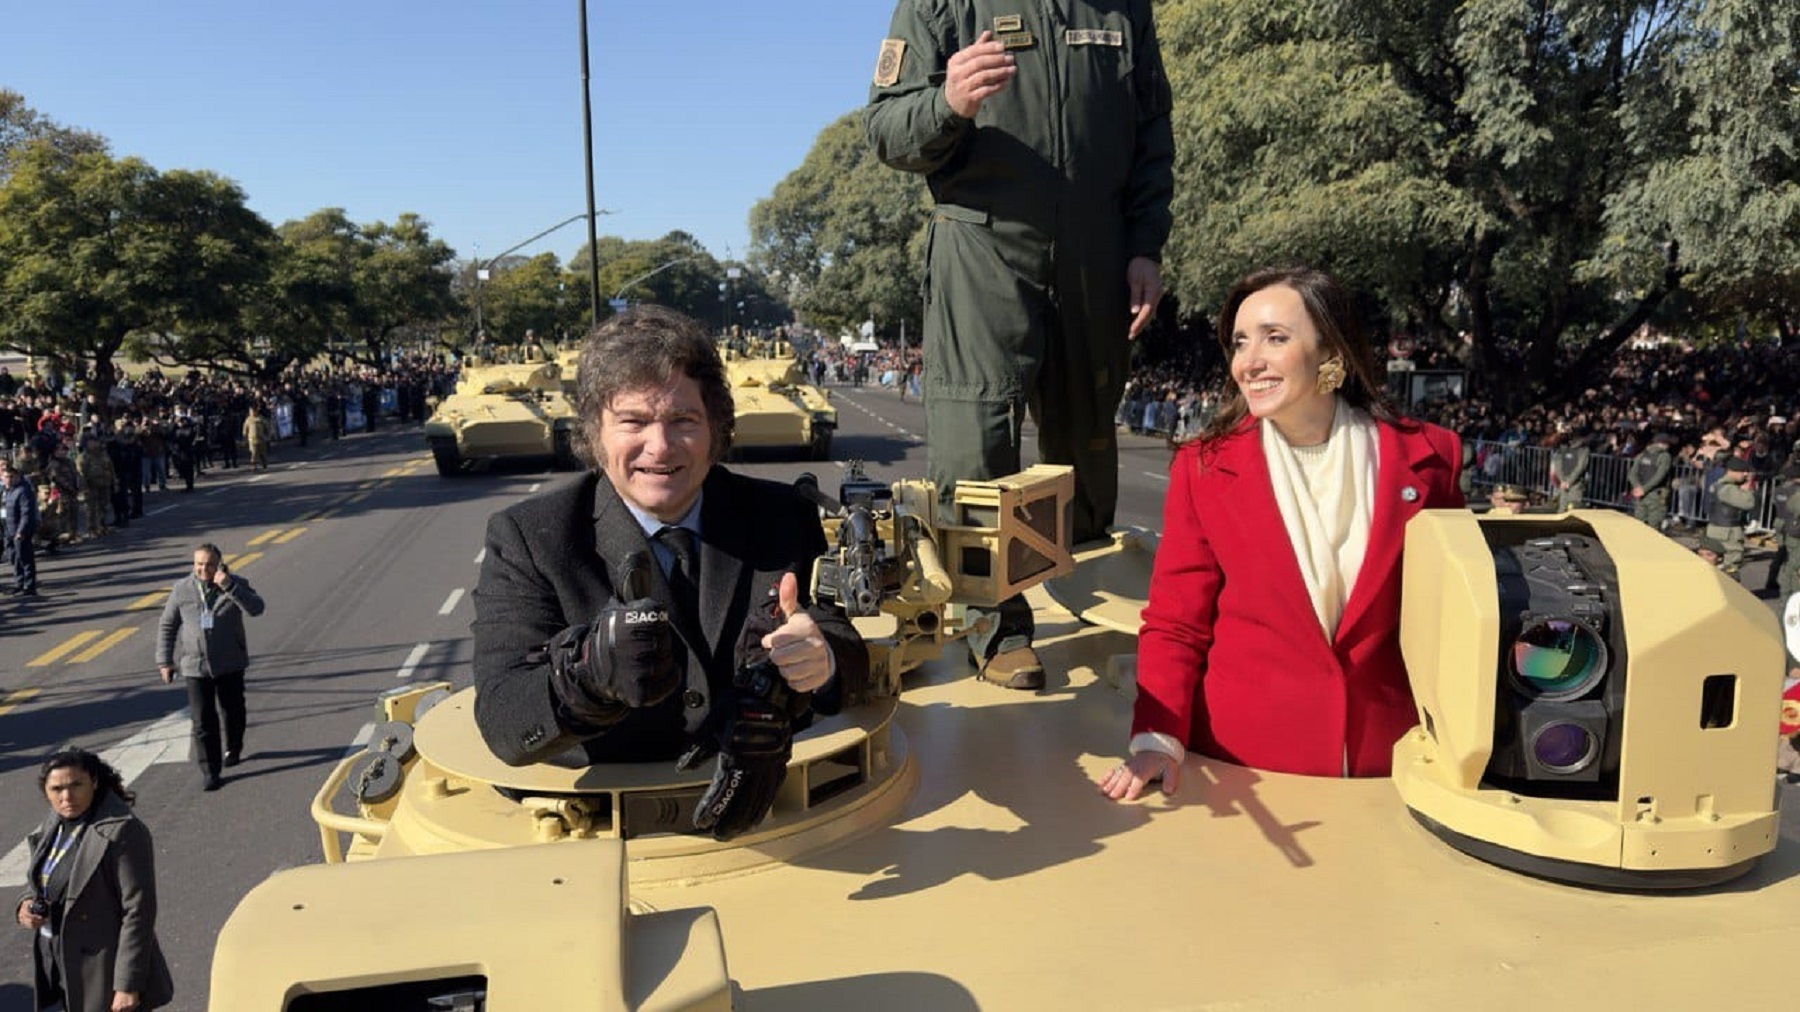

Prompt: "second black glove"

[684,676,793,841]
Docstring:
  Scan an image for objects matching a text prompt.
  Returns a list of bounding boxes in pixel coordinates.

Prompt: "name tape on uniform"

[998,31,1035,50]
[1065,29,1124,46]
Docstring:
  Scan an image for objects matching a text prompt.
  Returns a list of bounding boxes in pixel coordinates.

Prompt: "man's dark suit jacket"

[472,466,869,765]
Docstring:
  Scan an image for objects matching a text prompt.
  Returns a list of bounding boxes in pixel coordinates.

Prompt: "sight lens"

[1531,721,1598,774]
[1511,619,1607,700]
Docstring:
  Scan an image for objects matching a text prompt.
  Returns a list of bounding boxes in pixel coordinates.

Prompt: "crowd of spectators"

[0,356,458,582]
[1098,336,1800,479]
[1407,340,1800,471]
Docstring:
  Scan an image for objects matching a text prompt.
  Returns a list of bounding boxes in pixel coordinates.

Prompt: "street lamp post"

[579,0,602,329]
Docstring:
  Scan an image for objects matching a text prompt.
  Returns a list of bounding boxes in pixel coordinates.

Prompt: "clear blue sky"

[2,1,897,266]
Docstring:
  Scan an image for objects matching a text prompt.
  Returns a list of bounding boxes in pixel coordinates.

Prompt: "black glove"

[680,668,793,841]
[547,552,678,730]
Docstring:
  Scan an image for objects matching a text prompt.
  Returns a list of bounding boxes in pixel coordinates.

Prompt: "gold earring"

[1317,357,1346,395]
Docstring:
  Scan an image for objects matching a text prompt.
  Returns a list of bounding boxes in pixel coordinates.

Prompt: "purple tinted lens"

[1533,722,1595,773]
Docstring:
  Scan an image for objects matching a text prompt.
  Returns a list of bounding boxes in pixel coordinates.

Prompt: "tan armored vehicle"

[213,497,1795,1010]
[424,349,580,476]
[722,343,836,461]
[556,346,582,397]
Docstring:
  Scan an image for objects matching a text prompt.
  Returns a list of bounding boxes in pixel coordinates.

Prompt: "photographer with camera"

[472,307,868,839]
[16,749,174,1012]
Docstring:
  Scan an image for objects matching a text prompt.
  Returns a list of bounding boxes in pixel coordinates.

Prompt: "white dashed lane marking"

[396,642,431,680]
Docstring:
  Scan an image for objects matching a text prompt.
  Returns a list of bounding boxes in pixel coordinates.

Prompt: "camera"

[1393,509,1784,888]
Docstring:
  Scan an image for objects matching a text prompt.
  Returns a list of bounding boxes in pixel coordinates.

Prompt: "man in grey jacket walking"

[156,543,265,790]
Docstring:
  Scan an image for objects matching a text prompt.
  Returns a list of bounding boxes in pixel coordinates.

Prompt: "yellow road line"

[313,508,338,521]
[273,527,307,545]
[128,590,170,611]
[30,631,103,667]
[0,687,41,717]
[247,529,286,546]
[356,481,377,491]
[68,627,137,664]
[296,510,322,522]
[345,492,370,505]
[232,551,264,569]
[382,466,404,478]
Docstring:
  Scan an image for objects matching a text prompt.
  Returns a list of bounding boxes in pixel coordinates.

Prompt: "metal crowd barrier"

[1467,440,1781,532]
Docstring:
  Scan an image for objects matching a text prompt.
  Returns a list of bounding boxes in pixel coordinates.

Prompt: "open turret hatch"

[313,685,916,886]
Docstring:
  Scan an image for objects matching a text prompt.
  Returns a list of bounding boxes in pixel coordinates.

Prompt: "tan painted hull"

[217,506,1798,1009]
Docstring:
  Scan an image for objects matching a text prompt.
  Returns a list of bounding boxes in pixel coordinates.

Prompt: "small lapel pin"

[1400,485,1420,503]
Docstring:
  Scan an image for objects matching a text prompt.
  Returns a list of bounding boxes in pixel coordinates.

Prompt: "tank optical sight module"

[1392,510,1784,888]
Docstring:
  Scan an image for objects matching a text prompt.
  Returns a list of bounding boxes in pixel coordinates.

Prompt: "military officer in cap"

[1630,432,1674,530]
[865,0,1175,689]
[1706,457,1758,577]
[1550,434,1590,512]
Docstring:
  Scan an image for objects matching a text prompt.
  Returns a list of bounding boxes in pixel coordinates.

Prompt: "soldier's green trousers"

[1556,482,1586,513]
[1777,536,1799,600]
[921,210,1131,644]
[1705,523,1746,574]
[922,210,1129,548]
[1634,488,1669,530]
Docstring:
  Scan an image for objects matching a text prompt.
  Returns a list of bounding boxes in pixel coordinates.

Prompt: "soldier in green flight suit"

[1630,432,1674,531]
[1550,434,1590,512]
[866,0,1174,689]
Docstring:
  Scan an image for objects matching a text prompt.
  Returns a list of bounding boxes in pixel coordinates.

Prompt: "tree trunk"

[1558,241,1684,398]
[1463,230,1504,405]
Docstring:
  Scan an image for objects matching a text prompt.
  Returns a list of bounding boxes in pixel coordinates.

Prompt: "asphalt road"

[0,384,1181,1009]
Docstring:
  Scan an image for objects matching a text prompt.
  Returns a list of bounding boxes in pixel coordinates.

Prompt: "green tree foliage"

[0,89,105,181]
[342,212,458,364]
[1596,0,1800,344]
[1159,0,1800,401]
[749,112,929,340]
[0,146,275,392]
[563,230,788,332]
[477,252,585,344]
[239,208,367,377]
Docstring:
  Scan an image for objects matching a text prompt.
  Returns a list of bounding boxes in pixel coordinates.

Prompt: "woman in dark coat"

[14,749,173,1012]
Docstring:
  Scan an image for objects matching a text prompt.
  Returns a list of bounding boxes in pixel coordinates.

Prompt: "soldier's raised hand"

[944,31,1016,118]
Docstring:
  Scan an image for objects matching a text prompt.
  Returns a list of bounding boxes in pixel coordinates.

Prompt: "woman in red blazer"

[1100,267,1463,798]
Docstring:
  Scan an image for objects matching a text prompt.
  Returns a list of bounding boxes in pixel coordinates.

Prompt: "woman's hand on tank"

[1098,751,1180,801]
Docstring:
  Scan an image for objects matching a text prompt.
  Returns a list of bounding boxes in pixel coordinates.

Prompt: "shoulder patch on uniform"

[874,38,906,87]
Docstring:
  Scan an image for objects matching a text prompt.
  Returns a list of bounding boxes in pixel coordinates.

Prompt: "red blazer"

[1133,414,1464,777]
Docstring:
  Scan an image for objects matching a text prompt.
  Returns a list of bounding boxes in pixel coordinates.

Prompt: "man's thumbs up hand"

[761,571,832,693]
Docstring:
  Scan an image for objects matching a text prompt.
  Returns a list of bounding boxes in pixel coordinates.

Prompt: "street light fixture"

[472,210,614,340]
[611,255,705,302]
